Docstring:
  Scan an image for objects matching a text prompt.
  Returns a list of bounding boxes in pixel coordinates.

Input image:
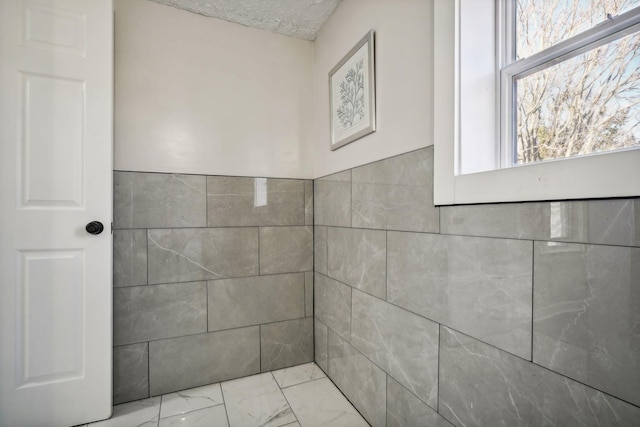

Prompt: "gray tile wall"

[314,147,640,426]
[113,172,313,404]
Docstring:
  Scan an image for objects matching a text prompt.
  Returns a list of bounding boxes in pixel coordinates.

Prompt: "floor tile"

[94,363,364,427]
[89,397,160,427]
[221,372,297,427]
[158,405,229,427]
[282,378,369,427]
[272,363,326,388]
[160,383,224,418]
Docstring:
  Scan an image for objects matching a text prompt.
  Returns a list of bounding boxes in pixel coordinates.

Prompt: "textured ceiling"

[148,0,341,40]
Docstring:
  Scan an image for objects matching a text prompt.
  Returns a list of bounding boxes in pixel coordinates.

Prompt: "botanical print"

[337,59,366,129]
[329,30,375,150]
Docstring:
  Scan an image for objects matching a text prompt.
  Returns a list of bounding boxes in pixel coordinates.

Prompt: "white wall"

[114,0,314,178]
[312,0,433,178]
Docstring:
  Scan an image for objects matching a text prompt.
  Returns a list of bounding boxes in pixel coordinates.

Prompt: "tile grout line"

[141,270,308,289]
[384,371,388,425]
[206,280,209,333]
[530,240,535,362]
[437,324,441,414]
[439,323,640,411]
[258,221,640,249]
[158,402,227,423]
[271,371,300,425]
[385,230,388,302]
[147,340,151,401]
[145,228,149,287]
[115,313,312,349]
[349,169,353,229]
[205,175,208,227]
[311,179,316,362]
[316,359,373,426]
[219,383,232,427]
[259,324,262,373]
[316,269,532,362]
[257,227,261,275]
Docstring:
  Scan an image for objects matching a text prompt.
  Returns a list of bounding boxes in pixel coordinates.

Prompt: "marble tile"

[327,330,386,427]
[149,327,260,396]
[352,182,439,233]
[351,290,439,408]
[314,273,351,340]
[546,199,640,247]
[207,273,304,331]
[439,326,640,427]
[207,177,304,227]
[315,319,329,372]
[282,423,301,427]
[272,362,326,388]
[113,343,148,404]
[387,231,533,359]
[349,149,429,185]
[89,397,160,427]
[317,170,351,182]
[147,227,258,284]
[304,180,313,225]
[314,171,351,227]
[113,229,147,287]
[282,377,369,427]
[533,242,640,406]
[160,383,223,418]
[441,198,640,247]
[387,377,453,427]
[114,281,207,345]
[261,318,314,371]
[221,372,296,427]
[352,148,439,233]
[327,227,386,299]
[440,202,550,240]
[635,199,640,246]
[114,172,206,229]
[260,226,313,274]
[304,271,313,317]
[314,226,328,275]
[159,405,228,427]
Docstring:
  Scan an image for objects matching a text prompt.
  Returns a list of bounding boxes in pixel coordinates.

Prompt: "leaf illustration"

[337,59,366,128]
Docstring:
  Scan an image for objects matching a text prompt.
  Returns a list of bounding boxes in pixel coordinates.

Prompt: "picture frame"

[329,30,376,150]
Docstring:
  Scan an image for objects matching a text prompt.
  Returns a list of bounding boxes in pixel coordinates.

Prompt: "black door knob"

[86,221,104,235]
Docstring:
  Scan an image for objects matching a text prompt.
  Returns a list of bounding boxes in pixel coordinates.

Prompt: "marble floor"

[84,363,369,427]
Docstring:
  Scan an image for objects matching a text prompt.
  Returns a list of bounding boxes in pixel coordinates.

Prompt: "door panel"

[20,72,85,208]
[0,1,113,426]
[16,249,84,386]
[20,0,87,56]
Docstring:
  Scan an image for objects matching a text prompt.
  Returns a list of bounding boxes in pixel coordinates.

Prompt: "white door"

[0,0,113,426]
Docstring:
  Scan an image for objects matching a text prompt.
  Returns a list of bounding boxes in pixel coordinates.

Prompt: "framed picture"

[329,30,376,150]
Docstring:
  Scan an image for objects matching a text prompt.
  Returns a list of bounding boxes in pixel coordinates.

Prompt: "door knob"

[85,221,104,235]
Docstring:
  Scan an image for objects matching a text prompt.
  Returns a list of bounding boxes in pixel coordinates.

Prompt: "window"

[504,0,640,166]
[434,0,640,205]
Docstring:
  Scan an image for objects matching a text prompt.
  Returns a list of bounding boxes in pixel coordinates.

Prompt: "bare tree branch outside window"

[515,0,640,164]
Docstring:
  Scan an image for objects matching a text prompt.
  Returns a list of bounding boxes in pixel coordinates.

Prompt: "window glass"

[516,0,640,59]
[515,31,640,164]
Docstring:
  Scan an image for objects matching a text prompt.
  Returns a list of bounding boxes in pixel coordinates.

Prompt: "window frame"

[434,0,640,205]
